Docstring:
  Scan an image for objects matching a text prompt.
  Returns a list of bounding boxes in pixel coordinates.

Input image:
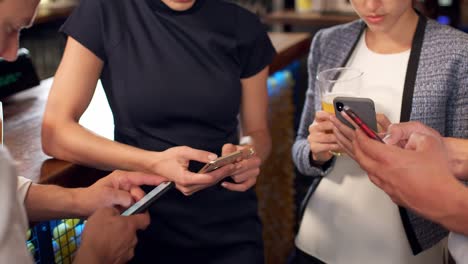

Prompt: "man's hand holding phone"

[75,170,168,217]
[350,125,458,224]
[219,143,261,192]
[75,207,150,264]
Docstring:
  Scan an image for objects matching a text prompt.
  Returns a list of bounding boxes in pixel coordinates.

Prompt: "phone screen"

[121,182,174,216]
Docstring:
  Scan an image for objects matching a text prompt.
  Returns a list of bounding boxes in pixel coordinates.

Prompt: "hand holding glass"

[317,67,362,155]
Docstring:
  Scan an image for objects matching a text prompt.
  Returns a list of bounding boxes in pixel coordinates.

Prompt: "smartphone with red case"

[333,96,377,131]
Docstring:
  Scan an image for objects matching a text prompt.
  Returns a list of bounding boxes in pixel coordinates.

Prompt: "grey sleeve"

[292,31,335,177]
[446,49,468,139]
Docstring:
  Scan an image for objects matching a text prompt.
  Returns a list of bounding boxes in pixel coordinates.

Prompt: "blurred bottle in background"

[295,0,313,13]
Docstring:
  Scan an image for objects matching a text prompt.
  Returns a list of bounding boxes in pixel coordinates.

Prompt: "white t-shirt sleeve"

[0,147,34,264]
[17,176,33,203]
[448,232,468,264]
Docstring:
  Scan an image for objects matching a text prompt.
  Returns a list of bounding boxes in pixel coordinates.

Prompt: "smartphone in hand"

[198,147,255,173]
[333,96,378,131]
[121,182,174,216]
[342,106,385,143]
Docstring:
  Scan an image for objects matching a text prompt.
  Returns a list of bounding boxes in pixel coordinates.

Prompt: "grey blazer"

[292,15,468,254]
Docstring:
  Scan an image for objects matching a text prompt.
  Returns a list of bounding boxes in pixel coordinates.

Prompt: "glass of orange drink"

[317,67,363,155]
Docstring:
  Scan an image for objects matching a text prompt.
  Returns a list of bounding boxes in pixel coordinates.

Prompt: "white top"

[296,32,444,263]
[0,147,33,264]
[448,232,468,264]
[18,176,33,203]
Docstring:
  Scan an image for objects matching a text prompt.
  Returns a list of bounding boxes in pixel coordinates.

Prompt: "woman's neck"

[365,9,419,54]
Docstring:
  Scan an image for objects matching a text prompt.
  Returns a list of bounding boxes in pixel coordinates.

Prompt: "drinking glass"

[317,67,362,155]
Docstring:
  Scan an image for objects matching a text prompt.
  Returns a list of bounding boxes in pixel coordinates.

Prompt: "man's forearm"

[445,138,468,180]
[432,180,468,236]
[73,246,102,264]
[24,184,86,222]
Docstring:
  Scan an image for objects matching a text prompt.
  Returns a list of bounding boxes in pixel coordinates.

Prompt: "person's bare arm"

[239,66,271,162]
[221,66,271,192]
[353,130,468,236]
[24,184,85,221]
[381,122,468,180]
[42,37,158,172]
[435,180,468,236]
[348,121,468,180]
[24,170,166,222]
[42,37,234,195]
[73,208,150,264]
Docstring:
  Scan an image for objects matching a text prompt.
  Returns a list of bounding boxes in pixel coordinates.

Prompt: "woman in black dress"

[42,0,276,263]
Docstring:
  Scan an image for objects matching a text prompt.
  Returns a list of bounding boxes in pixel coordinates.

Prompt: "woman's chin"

[163,0,196,11]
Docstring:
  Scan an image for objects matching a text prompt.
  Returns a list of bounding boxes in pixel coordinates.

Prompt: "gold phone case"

[198,148,254,173]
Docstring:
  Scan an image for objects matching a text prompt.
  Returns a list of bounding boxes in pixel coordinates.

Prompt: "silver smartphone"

[121,182,174,216]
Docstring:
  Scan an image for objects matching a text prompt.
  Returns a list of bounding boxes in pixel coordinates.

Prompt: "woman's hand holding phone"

[149,146,236,196]
[307,111,342,164]
[220,143,261,192]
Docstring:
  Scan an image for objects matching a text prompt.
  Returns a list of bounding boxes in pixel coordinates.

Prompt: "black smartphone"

[121,182,174,216]
[333,96,378,131]
[342,106,385,143]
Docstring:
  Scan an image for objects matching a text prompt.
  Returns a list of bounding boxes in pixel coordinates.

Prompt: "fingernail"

[236,164,242,170]
[383,134,392,143]
[221,182,227,187]
[208,154,218,160]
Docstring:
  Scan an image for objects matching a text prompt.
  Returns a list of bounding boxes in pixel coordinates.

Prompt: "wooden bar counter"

[3,78,109,187]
